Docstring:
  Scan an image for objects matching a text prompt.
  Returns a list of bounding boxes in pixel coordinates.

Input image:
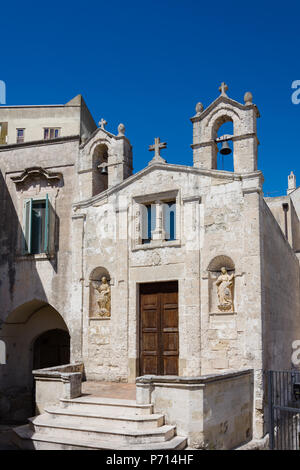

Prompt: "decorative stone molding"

[11,167,63,187]
[207,255,235,272]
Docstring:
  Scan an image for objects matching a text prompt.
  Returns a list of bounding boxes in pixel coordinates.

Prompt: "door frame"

[138,280,179,376]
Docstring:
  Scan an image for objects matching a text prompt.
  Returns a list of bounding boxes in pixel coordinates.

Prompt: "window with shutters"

[140,200,176,244]
[17,128,25,143]
[133,190,180,250]
[44,128,60,140]
[163,201,176,241]
[23,195,55,255]
[141,204,156,244]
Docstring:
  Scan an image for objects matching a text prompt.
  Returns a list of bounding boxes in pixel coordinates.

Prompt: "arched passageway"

[33,329,70,370]
[0,300,70,422]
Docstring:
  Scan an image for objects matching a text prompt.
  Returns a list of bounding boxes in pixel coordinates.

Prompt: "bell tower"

[78,120,133,200]
[190,83,260,173]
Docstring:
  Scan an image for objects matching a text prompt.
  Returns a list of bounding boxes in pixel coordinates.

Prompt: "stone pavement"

[81,381,136,400]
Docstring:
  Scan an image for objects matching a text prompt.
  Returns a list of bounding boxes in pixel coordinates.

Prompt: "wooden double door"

[140,281,179,376]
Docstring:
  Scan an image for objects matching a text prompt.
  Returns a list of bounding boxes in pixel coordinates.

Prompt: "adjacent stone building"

[0,85,299,444]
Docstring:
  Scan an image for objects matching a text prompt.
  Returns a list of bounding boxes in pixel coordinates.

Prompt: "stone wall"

[33,363,83,414]
[136,369,254,449]
[0,139,80,421]
[261,199,300,371]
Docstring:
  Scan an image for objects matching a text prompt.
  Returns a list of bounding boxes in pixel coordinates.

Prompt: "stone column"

[152,200,166,242]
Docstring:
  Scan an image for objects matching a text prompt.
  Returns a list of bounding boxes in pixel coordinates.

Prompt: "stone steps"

[44,406,165,430]
[13,396,187,450]
[60,396,154,415]
[13,425,187,450]
[28,415,175,443]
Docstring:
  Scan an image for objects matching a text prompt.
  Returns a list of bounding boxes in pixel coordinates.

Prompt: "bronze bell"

[101,165,108,175]
[219,141,232,155]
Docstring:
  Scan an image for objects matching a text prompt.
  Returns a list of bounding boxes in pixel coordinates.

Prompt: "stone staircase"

[12,396,187,450]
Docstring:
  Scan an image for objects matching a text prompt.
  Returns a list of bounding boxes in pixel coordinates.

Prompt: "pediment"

[80,127,114,151]
[191,95,260,123]
[11,167,63,188]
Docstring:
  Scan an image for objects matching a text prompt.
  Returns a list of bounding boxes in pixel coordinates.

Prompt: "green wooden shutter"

[44,194,49,253]
[24,199,32,254]
[44,194,56,254]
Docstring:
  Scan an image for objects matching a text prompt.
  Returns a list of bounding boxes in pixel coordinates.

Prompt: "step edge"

[28,418,176,437]
[13,426,187,450]
[45,407,164,421]
[60,397,147,406]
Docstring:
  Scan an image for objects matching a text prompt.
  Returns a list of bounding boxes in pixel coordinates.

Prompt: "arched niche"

[208,255,235,273]
[89,267,111,319]
[92,143,109,196]
[207,255,235,313]
[0,340,6,364]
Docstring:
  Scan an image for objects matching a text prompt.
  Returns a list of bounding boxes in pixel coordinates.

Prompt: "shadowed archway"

[0,300,70,422]
[33,329,70,370]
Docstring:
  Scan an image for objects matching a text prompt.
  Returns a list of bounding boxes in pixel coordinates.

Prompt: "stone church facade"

[0,86,300,444]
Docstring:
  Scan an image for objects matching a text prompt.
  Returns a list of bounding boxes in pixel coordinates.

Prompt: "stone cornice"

[191,132,258,150]
[0,135,80,152]
[136,369,253,385]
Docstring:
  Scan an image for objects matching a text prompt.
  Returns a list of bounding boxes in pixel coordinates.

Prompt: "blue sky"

[1,0,300,196]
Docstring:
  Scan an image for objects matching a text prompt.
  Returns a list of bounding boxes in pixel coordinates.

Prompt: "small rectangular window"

[17,128,24,143]
[44,128,60,140]
[23,194,55,255]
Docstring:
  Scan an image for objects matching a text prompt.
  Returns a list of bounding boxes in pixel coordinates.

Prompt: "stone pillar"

[152,201,166,241]
[108,127,133,188]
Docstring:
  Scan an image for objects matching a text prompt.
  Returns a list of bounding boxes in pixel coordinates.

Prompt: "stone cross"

[99,118,107,129]
[219,82,228,96]
[149,137,167,158]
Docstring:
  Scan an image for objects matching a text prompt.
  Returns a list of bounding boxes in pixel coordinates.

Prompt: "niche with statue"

[89,267,111,319]
[207,255,235,314]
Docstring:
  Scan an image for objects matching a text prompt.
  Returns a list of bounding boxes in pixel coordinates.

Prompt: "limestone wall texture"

[136,370,254,449]
[261,199,300,371]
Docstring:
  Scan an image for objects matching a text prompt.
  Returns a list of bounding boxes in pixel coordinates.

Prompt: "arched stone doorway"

[0,300,70,422]
[33,329,70,370]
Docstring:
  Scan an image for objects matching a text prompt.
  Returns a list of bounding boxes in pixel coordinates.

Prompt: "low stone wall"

[33,363,84,414]
[136,369,254,449]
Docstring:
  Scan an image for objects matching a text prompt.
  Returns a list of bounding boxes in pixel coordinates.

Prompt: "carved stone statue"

[96,276,111,317]
[216,267,234,312]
